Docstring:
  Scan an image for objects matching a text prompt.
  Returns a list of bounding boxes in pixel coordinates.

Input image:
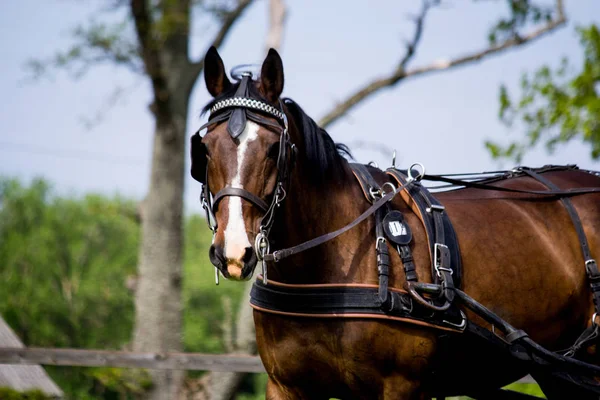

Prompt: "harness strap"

[264,188,400,262]
[519,168,599,312]
[386,169,461,290]
[419,170,600,197]
[348,163,393,307]
[212,187,270,214]
[250,277,466,333]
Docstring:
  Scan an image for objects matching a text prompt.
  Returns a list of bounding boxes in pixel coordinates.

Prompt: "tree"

[0,177,146,399]
[27,0,570,398]
[487,23,600,162]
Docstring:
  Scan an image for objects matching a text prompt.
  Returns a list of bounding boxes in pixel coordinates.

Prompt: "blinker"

[227,72,252,138]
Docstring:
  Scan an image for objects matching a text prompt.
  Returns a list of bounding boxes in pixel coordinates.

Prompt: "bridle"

[190,72,295,284]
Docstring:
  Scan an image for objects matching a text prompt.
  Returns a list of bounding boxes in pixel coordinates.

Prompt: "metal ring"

[230,64,260,80]
[407,162,426,182]
[593,312,598,326]
[254,233,270,260]
[381,182,397,195]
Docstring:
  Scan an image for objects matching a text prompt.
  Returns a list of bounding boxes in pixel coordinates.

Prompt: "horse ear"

[260,48,284,103]
[204,46,232,97]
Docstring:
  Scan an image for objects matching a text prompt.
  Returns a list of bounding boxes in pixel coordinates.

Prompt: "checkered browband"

[210,97,285,122]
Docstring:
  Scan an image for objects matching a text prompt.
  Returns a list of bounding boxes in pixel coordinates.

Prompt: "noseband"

[190,73,295,283]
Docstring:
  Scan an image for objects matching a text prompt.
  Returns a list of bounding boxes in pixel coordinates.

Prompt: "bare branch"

[184,0,254,97]
[264,0,287,54]
[318,0,566,129]
[399,0,439,71]
[24,20,143,82]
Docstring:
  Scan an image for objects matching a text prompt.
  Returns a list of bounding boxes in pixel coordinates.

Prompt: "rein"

[262,184,404,263]
[420,169,600,197]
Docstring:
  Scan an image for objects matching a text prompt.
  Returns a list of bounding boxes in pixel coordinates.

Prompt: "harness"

[190,78,600,394]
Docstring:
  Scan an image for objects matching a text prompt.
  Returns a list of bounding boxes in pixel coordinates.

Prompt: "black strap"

[519,167,600,313]
[418,172,600,197]
[348,164,394,308]
[212,187,270,214]
[250,279,467,330]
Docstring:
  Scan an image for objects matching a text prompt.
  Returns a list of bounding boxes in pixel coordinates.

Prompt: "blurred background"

[0,0,598,399]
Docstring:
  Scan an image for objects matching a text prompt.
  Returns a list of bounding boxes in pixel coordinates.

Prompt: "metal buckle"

[426,204,445,213]
[369,187,382,201]
[586,259,599,277]
[443,310,467,331]
[376,236,386,251]
[434,243,453,278]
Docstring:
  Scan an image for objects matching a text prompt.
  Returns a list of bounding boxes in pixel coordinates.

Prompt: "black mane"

[200,81,352,185]
[282,98,351,186]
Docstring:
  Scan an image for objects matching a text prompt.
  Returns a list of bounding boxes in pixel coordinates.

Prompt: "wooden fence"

[0,347,265,373]
[0,346,536,384]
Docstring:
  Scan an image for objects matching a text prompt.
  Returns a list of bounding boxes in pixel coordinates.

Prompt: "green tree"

[487,24,600,162]
[0,176,257,399]
[0,177,144,399]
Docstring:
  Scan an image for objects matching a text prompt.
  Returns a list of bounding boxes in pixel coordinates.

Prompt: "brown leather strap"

[419,172,600,197]
[213,187,270,213]
[264,189,401,262]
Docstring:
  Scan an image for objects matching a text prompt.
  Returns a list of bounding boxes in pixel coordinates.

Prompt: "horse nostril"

[209,244,225,267]
[242,247,254,264]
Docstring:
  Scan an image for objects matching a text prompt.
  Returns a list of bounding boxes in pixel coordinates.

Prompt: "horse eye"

[267,142,280,160]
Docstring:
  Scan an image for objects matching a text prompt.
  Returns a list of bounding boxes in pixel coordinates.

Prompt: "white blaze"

[223,121,260,260]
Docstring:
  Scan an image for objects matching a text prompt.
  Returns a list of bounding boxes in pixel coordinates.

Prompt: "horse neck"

[268,159,377,285]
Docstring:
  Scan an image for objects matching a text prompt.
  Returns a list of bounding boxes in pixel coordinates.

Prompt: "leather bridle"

[190,73,295,283]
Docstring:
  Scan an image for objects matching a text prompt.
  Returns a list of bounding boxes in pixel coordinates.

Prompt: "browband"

[210,97,286,122]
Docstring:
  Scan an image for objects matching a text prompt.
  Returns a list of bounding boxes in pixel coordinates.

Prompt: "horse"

[191,46,600,399]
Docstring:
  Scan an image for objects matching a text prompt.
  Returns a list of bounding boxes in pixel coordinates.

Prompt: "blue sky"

[0,0,598,214]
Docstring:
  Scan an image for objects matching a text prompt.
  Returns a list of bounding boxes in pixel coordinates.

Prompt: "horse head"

[192,46,291,281]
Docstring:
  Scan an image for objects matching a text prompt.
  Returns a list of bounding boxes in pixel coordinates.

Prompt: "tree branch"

[183,0,254,98]
[318,0,566,129]
[131,0,171,122]
[24,20,143,81]
[264,0,287,55]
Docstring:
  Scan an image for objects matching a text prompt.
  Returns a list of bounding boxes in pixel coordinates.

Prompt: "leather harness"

[190,80,600,392]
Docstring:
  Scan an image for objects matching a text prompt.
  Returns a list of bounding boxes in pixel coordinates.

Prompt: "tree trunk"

[133,106,187,400]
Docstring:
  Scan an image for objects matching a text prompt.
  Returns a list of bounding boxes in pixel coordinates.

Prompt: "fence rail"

[0,347,536,384]
[0,347,265,373]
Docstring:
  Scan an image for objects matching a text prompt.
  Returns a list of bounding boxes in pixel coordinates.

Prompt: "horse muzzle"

[209,244,257,280]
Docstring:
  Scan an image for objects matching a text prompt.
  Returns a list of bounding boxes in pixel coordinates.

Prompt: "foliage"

[0,177,142,399]
[183,214,247,356]
[486,0,555,45]
[487,24,600,162]
[0,177,255,399]
[0,388,54,400]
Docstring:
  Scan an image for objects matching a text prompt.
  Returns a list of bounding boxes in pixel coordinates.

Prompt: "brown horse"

[192,46,600,399]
